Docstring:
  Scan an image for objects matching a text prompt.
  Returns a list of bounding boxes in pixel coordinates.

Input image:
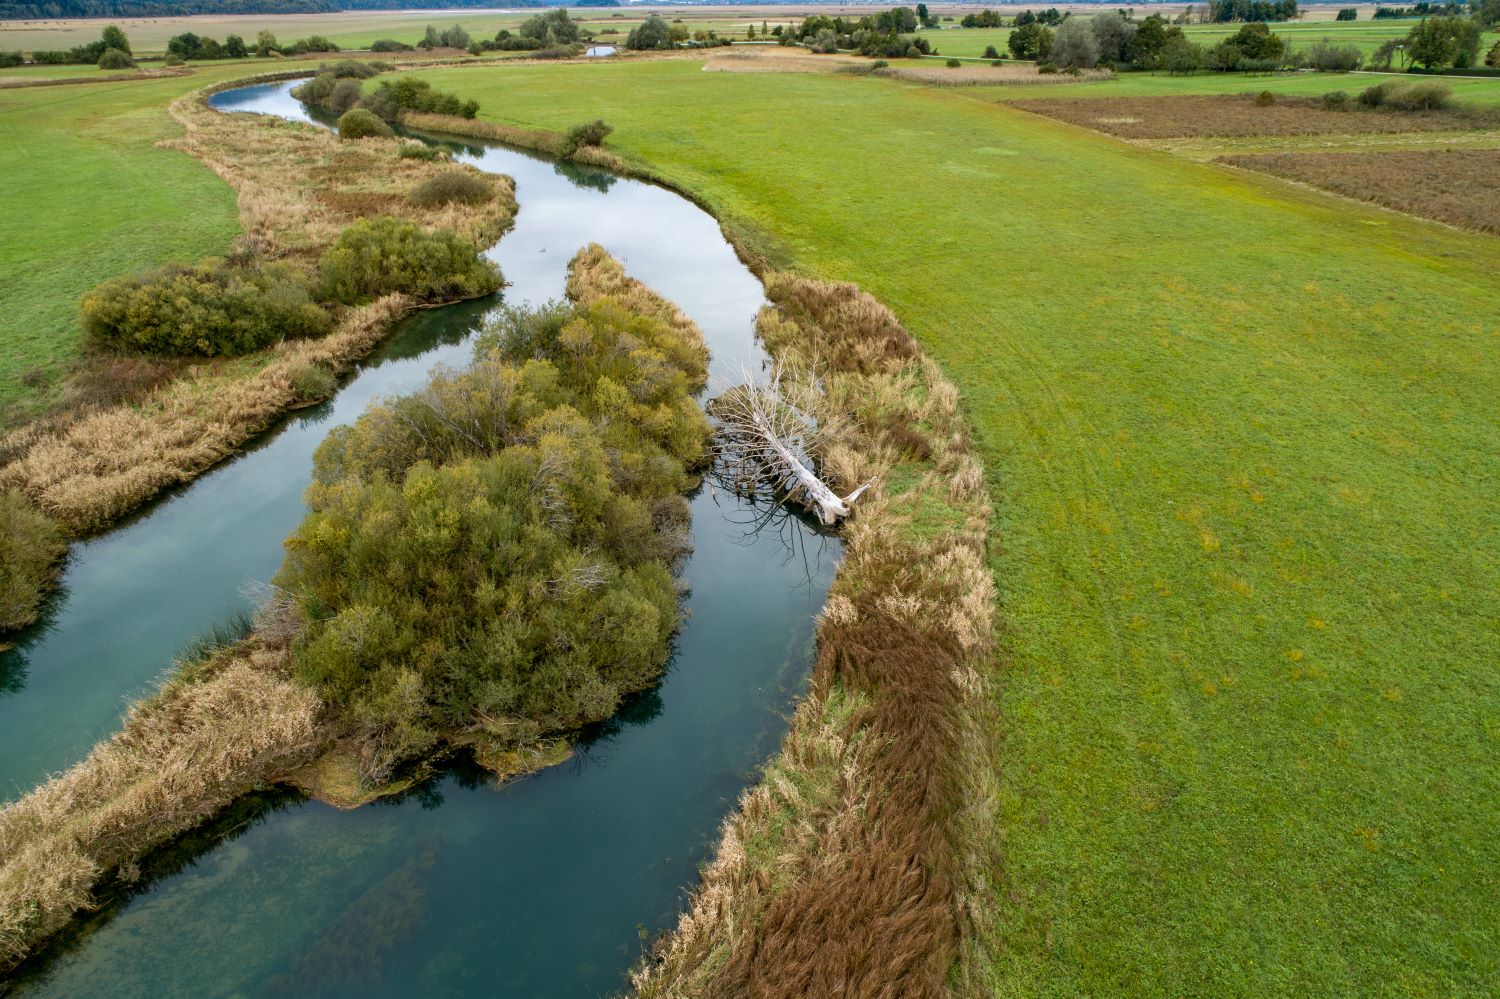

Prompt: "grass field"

[390,58,1500,994]
[981,67,1500,104]
[0,65,259,421]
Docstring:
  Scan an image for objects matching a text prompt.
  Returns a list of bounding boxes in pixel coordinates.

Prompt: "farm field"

[386,57,1500,994]
[2,19,1500,993]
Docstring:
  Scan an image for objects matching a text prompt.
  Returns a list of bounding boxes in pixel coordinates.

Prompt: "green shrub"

[983,45,1000,59]
[97,47,134,70]
[0,50,22,68]
[364,77,479,120]
[336,107,394,139]
[1359,79,1453,110]
[946,57,962,67]
[397,142,443,160]
[1255,90,1276,106]
[559,119,613,158]
[163,52,184,66]
[81,259,331,356]
[370,39,413,52]
[0,490,65,634]
[1038,61,1058,73]
[409,169,493,208]
[278,290,710,779]
[289,362,338,402]
[872,58,889,69]
[318,216,502,306]
[1321,89,1350,110]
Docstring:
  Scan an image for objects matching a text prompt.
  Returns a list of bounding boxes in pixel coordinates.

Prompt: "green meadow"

[395,58,1500,993]
[0,66,258,419]
[978,66,1500,103]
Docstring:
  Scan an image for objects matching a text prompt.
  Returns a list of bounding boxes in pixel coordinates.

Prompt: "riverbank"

[0,245,715,975]
[0,72,517,635]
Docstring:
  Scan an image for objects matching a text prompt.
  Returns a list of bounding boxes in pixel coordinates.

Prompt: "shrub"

[398,142,442,160]
[370,39,413,52]
[531,43,585,59]
[1307,38,1363,71]
[288,363,338,403]
[409,169,493,207]
[1050,16,1099,69]
[1489,40,1500,68]
[1255,90,1276,106]
[163,52,184,66]
[318,216,502,305]
[0,490,65,633]
[992,59,1005,67]
[97,47,134,70]
[1360,79,1453,111]
[81,259,331,357]
[1038,62,1058,74]
[0,50,22,68]
[872,59,889,69]
[1321,89,1350,110]
[983,45,1000,59]
[278,279,709,779]
[560,119,613,158]
[336,107,394,139]
[364,78,480,120]
[945,57,962,67]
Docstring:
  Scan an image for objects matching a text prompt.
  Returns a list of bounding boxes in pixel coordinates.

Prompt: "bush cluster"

[81,259,331,357]
[335,107,393,139]
[1358,79,1454,110]
[277,288,710,779]
[97,47,134,69]
[318,216,502,306]
[559,119,613,158]
[364,78,479,120]
[408,169,493,207]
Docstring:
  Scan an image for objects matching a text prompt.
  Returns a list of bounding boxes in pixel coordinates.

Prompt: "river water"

[5,81,836,997]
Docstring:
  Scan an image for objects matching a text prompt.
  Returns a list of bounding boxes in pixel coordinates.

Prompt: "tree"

[98,47,133,69]
[255,30,278,56]
[1091,9,1137,64]
[100,24,130,54]
[625,13,673,50]
[1161,34,1205,72]
[1488,39,1500,68]
[224,34,247,58]
[1404,16,1481,69]
[519,8,582,44]
[1130,14,1175,66]
[1229,21,1286,61]
[1370,36,1403,68]
[1335,6,1358,19]
[1009,21,1053,58]
[1050,16,1099,68]
[420,25,442,49]
[1478,0,1500,29]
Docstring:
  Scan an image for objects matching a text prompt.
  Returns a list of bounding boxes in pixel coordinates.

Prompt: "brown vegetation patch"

[0,639,325,973]
[635,278,996,998]
[876,62,1111,87]
[1220,147,1500,236]
[1012,94,1498,139]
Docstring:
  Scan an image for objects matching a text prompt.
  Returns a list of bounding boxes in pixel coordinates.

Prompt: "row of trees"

[1205,0,1299,22]
[782,8,936,58]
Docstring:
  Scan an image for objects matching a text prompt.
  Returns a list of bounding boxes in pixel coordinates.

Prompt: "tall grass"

[636,275,996,997]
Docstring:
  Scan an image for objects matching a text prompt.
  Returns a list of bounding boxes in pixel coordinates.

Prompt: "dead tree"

[709,361,872,526]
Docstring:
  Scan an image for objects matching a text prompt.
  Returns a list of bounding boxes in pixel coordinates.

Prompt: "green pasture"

[982,66,1500,104]
[393,57,1500,995]
[0,66,250,420]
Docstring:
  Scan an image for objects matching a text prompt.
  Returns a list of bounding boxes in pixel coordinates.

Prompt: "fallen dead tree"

[635,273,998,998]
[710,361,873,526]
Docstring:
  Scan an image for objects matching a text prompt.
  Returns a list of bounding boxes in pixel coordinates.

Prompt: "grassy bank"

[401,58,1500,994]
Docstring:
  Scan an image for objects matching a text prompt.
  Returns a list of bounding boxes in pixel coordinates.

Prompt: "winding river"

[3,81,836,996]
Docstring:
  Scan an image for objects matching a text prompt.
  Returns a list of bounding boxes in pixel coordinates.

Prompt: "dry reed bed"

[0,84,517,537]
[634,275,997,998]
[1219,146,1500,235]
[0,638,326,973]
[0,249,708,975]
[1013,94,1500,139]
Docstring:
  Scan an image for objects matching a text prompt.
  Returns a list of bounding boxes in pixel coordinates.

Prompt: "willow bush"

[318,216,501,305]
[80,258,331,357]
[276,278,711,779]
